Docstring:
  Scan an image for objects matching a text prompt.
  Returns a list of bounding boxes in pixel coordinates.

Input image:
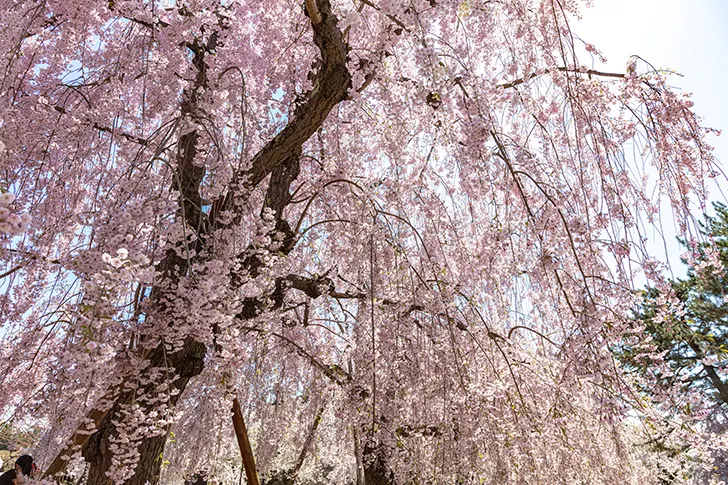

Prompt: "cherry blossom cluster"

[0,190,30,237]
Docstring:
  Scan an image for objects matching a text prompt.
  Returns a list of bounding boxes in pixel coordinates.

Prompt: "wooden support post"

[232,396,260,485]
[44,407,109,477]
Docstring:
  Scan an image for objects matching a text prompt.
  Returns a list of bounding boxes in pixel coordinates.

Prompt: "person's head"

[14,456,33,476]
[0,469,17,485]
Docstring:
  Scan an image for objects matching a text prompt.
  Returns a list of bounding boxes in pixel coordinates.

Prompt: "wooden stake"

[44,406,109,477]
[232,396,260,485]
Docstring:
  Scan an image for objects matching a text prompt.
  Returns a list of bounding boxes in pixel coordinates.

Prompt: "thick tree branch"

[211,0,351,229]
[304,0,323,25]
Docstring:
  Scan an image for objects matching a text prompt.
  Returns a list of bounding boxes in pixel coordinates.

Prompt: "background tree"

[0,0,723,484]
[621,203,728,411]
[618,203,728,484]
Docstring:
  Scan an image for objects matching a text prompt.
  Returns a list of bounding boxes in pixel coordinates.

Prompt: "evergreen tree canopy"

[621,203,728,412]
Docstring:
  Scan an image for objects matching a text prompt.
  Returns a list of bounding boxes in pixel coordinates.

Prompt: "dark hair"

[15,455,33,476]
[0,469,17,485]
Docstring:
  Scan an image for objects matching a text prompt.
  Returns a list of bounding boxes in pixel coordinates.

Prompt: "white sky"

[578,0,727,162]
[577,0,728,275]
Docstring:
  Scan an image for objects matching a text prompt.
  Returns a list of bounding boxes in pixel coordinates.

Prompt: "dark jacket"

[0,469,17,485]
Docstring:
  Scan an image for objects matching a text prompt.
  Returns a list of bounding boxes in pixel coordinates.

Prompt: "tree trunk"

[353,429,365,485]
[84,417,168,485]
[362,436,394,485]
[47,2,352,482]
[81,23,215,483]
[82,340,206,485]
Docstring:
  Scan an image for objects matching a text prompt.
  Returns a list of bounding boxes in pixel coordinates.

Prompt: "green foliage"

[619,202,728,409]
[0,422,42,471]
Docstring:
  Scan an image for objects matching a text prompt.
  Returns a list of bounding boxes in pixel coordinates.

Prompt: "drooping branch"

[498,66,626,89]
[239,323,350,387]
[230,272,478,392]
[52,106,150,146]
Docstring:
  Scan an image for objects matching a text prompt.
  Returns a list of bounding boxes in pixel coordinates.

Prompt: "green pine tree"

[620,202,728,409]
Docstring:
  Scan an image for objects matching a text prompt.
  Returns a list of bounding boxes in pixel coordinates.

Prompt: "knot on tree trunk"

[169,339,207,378]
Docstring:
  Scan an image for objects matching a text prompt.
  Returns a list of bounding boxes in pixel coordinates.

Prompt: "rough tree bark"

[82,340,206,485]
[362,437,395,485]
